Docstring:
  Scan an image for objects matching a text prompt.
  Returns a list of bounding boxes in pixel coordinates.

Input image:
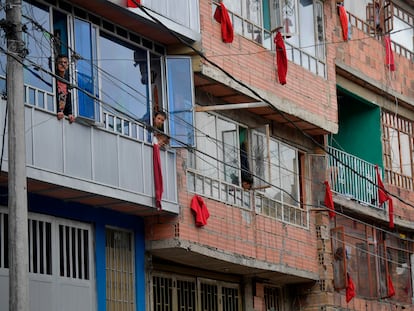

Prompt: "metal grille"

[177,279,196,311]
[221,286,240,311]
[152,274,240,311]
[264,286,281,311]
[28,219,52,274]
[0,212,8,268]
[59,224,90,280]
[200,282,218,311]
[153,275,173,311]
[106,228,135,311]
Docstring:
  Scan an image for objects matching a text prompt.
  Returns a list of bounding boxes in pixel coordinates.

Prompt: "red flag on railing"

[324,181,335,218]
[190,195,210,227]
[346,273,356,303]
[384,35,395,71]
[153,143,163,210]
[127,0,139,8]
[375,165,394,229]
[387,274,396,297]
[338,5,348,41]
[274,31,288,85]
[213,2,234,43]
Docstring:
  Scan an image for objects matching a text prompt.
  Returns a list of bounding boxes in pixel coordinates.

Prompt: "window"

[22,1,53,93]
[264,286,282,311]
[331,216,414,303]
[191,112,254,188]
[166,57,195,147]
[260,138,300,207]
[152,273,241,311]
[382,111,414,190]
[100,33,149,121]
[220,0,326,76]
[74,18,98,120]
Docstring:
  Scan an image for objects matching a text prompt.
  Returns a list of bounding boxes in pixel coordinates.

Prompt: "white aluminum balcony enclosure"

[327,146,384,210]
[0,83,178,215]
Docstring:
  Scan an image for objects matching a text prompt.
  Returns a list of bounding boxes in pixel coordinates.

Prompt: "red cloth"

[324,181,335,218]
[213,3,234,43]
[153,144,163,210]
[387,274,396,297]
[127,0,139,8]
[190,195,210,227]
[346,273,356,303]
[375,165,394,228]
[338,5,348,41]
[384,35,395,71]
[274,31,287,85]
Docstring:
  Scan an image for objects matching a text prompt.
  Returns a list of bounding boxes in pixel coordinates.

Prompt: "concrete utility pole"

[5,0,29,310]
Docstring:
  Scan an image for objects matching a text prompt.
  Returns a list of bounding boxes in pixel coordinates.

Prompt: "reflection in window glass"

[74,19,96,120]
[100,34,149,121]
[389,128,401,174]
[166,57,194,147]
[22,1,53,92]
[392,17,414,51]
[263,139,299,207]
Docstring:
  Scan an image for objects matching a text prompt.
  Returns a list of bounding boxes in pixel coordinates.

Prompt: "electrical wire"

[134,1,414,212]
[2,1,414,228]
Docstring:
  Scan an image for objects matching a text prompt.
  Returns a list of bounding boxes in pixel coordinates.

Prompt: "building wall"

[196,1,339,133]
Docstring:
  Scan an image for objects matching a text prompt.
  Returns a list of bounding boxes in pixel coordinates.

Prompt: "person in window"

[240,140,253,190]
[56,55,75,123]
[152,111,169,148]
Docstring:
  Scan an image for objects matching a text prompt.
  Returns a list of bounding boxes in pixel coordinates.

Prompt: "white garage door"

[0,208,96,311]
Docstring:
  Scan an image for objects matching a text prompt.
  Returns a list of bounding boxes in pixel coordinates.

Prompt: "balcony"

[327,146,383,210]
[0,84,179,215]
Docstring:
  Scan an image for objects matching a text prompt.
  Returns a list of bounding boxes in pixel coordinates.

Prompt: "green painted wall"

[330,87,383,167]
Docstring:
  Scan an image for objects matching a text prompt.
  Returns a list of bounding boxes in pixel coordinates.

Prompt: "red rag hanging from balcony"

[214,2,234,43]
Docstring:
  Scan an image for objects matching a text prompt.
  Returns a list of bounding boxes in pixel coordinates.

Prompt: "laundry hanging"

[338,4,348,41]
[375,165,394,229]
[324,181,335,218]
[384,35,396,71]
[213,2,234,43]
[153,143,163,210]
[274,31,287,85]
[190,195,210,227]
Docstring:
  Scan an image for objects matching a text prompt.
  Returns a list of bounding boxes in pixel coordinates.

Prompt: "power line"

[3,0,413,219]
[134,2,414,213]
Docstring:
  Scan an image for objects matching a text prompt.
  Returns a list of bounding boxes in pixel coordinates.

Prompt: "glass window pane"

[400,132,412,177]
[100,34,149,122]
[389,128,401,174]
[195,112,218,179]
[22,1,53,92]
[166,57,194,147]
[74,19,96,119]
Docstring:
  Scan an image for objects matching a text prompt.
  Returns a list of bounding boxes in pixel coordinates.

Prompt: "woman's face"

[154,114,165,128]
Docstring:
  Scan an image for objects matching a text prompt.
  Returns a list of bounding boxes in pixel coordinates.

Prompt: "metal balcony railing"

[327,146,384,210]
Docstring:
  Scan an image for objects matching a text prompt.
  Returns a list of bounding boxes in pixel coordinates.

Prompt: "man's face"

[57,58,68,72]
[154,114,165,128]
